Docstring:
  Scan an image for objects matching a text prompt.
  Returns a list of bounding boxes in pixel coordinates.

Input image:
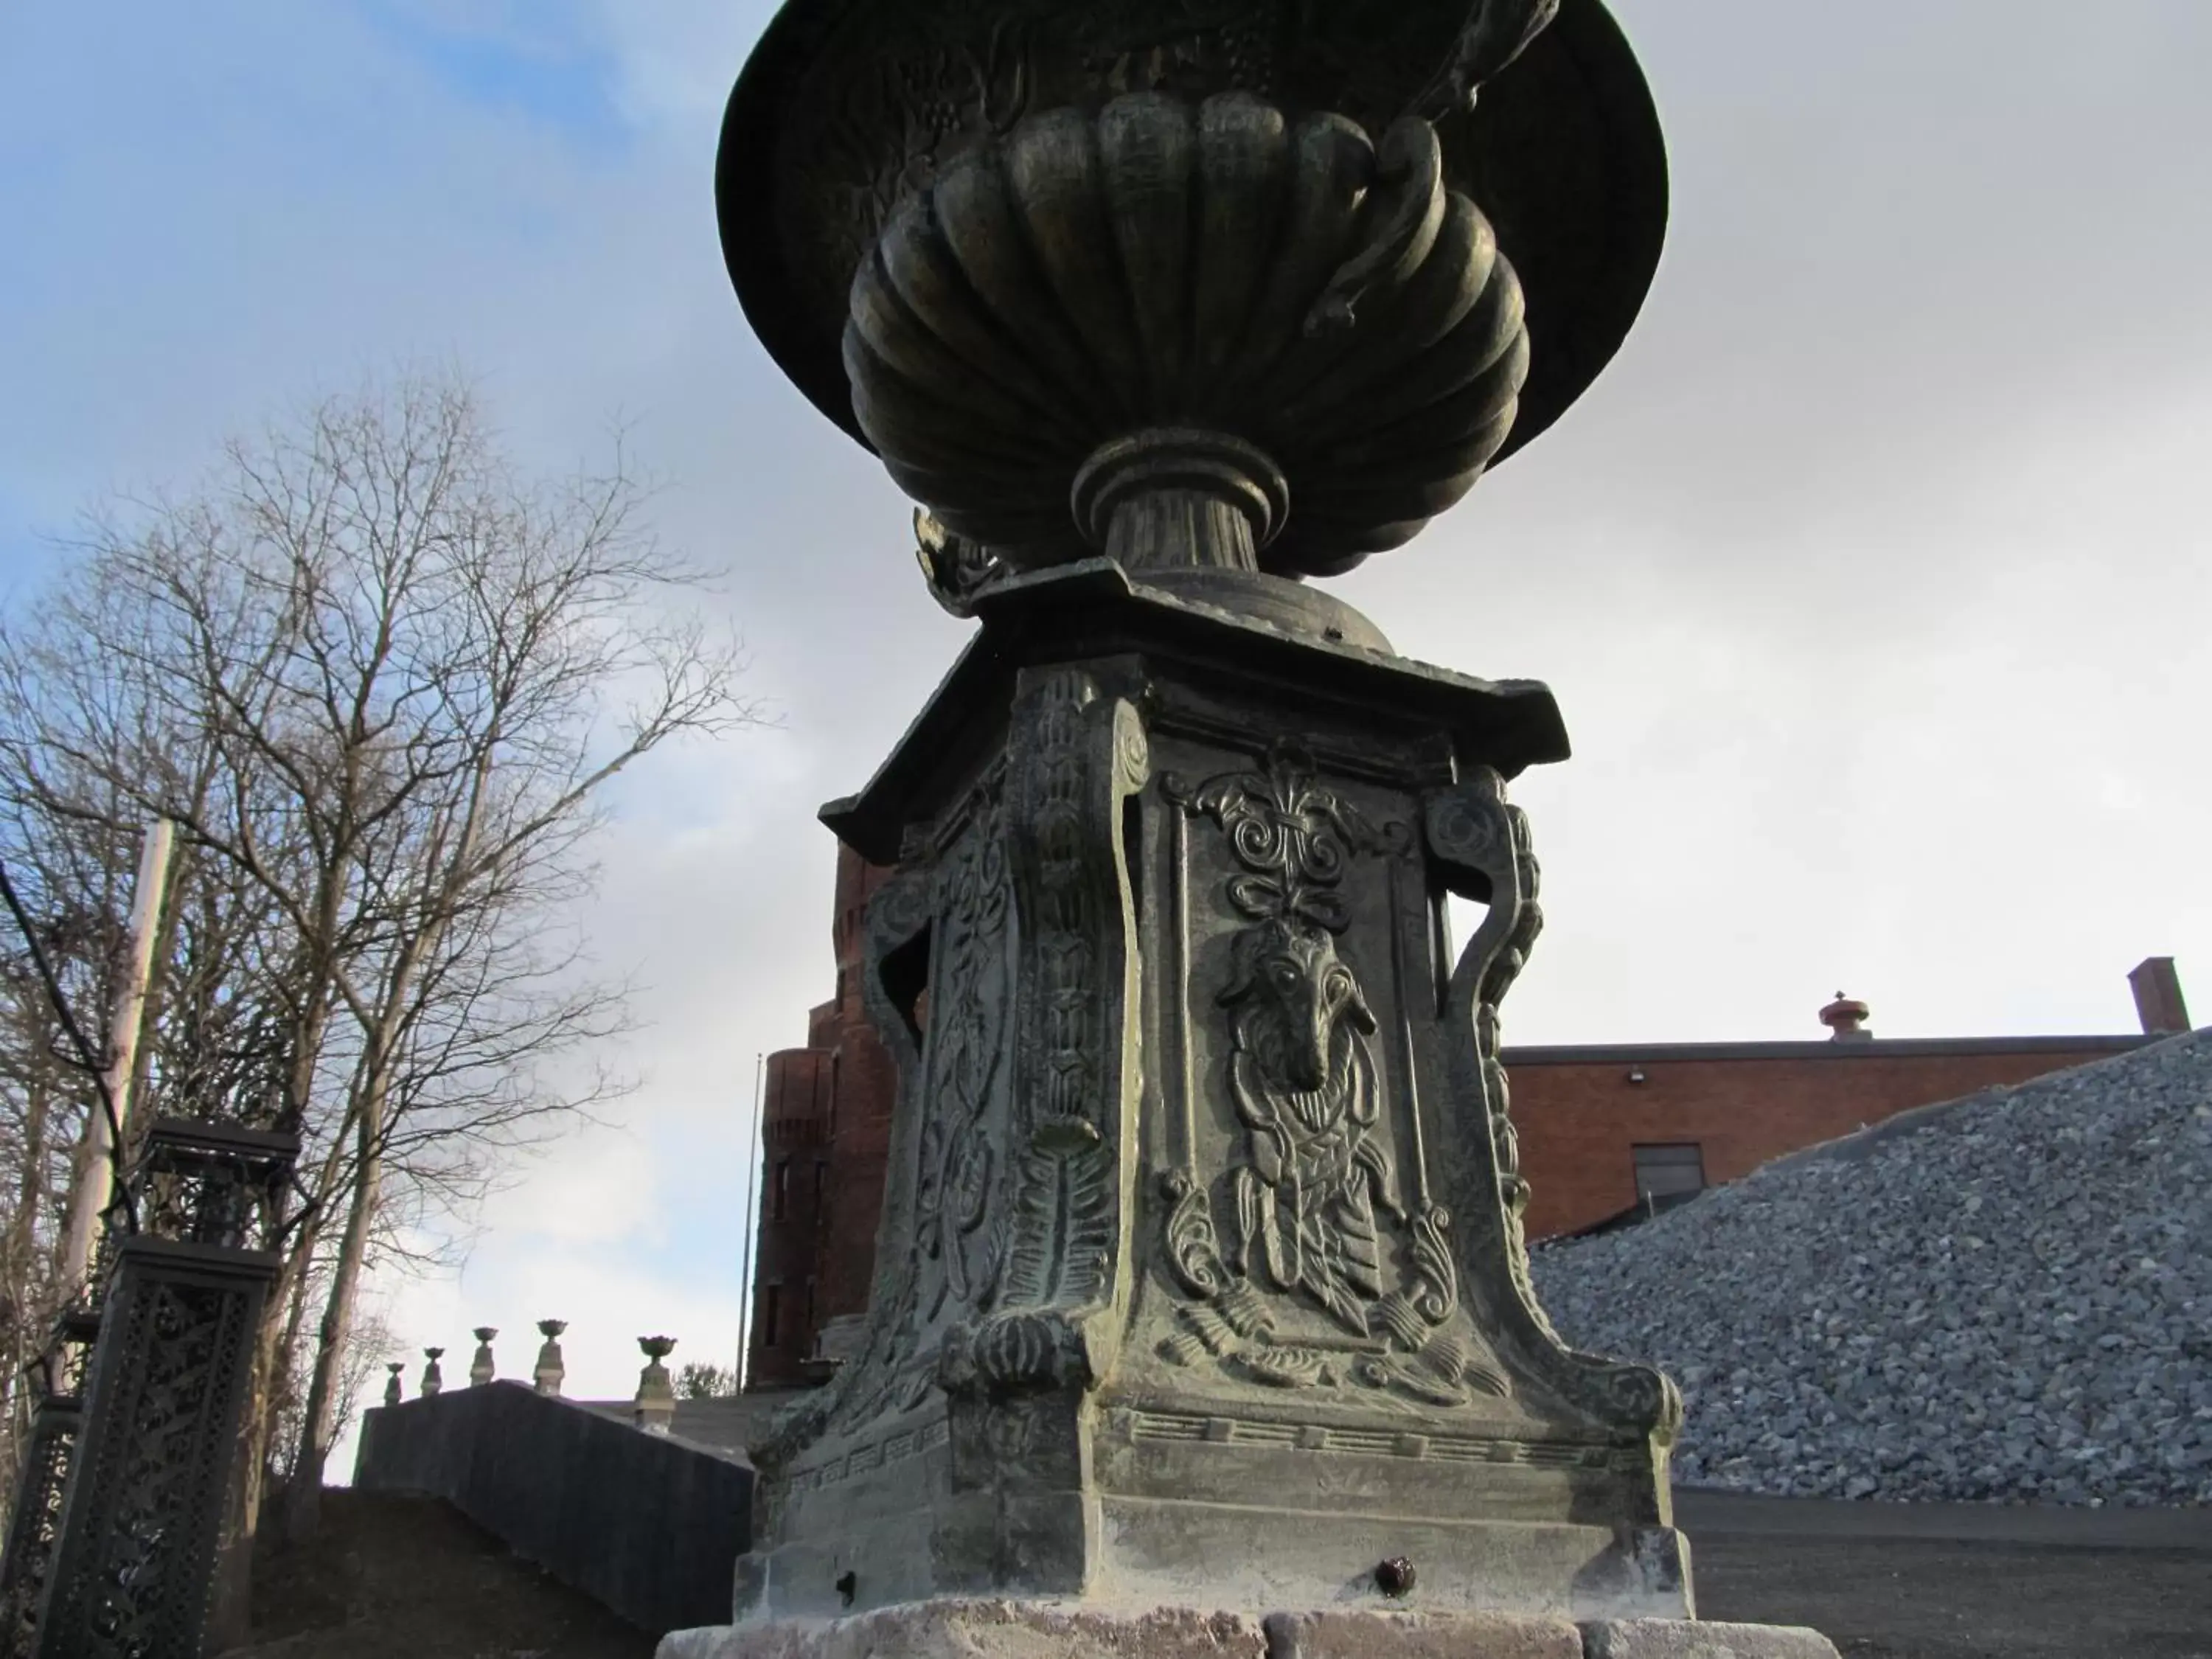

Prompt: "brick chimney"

[2127,958,2191,1035]
[1819,992,1871,1041]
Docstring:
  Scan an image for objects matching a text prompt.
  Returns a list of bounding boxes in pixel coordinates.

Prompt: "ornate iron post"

[28,1119,295,1659]
[0,1310,100,1658]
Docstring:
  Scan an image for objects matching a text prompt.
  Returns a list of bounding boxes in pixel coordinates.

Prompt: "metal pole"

[55,819,173,1295]
[735,1051,765,1391]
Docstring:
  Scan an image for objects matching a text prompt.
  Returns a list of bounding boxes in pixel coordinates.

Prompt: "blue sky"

[359,1,633,147]
[5,1,2210,1430]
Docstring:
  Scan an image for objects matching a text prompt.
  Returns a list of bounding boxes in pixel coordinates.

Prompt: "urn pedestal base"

[660,1603,1842,1659]
[740,1493,1691,1628]
[738,563,1688,1627]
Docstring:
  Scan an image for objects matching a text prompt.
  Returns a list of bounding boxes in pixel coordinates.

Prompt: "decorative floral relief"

[948,674,1136,1394]
[797,677,1141,1441]
[1159,743,1509,1408]
[777,781,1014,1466]
[914,781,1012,1324]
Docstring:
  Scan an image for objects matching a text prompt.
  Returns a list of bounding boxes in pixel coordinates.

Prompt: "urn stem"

[1071,428,1288,572]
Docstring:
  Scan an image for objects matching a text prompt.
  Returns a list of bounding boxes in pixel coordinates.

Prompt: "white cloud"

[476,1121,661,1246]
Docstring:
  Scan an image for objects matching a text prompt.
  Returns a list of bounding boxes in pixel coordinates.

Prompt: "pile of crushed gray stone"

[1531,1031,2212,1506]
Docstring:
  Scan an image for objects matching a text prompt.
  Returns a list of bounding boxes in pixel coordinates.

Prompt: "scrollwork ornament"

[1424,769,1686,1442]
[1172,742,1396,933]
[1161,1171,1229,1299]
[1407,1202,1458,1325]
[1114,702,1152,797]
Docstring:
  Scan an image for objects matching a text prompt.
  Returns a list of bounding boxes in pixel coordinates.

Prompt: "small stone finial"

[420,1347,445,1397]
[383,1362,405,1408]
[1819,992,1872,1041]
[534,1319,567,1396]
[635,1336,678,1436]
[469,1326,498,1387]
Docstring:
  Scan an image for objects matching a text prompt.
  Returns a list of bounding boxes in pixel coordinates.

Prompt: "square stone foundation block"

[657,1604,1840,1659]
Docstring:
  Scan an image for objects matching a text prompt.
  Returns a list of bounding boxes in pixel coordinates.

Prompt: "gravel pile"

[1531,1031,2212,1506]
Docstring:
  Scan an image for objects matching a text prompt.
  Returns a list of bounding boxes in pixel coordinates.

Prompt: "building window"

[813,1161,827,1218]
[762,1283,782,1347]
[773,1158,791,1221]
[1632,1143,1706,1213]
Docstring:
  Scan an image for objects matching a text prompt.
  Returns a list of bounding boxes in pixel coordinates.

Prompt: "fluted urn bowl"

[849,92,1533,576]
[717,0,1666,575]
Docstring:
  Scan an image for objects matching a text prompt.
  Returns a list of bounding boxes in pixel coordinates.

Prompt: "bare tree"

[0,371,762,1574]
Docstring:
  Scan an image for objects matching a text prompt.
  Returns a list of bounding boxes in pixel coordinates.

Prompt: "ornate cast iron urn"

[716,0,1688,1633]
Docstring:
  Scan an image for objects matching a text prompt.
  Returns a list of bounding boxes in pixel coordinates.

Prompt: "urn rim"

[715,0,1667,479]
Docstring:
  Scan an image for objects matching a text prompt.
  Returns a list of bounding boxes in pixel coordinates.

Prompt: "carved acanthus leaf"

[998,1133,1113,1312]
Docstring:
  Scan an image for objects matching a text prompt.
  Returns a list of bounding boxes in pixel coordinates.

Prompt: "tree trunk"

[0,1065,53,1494]
[2,1065,51,1301]
[281,1103,382,1541]
[208,973,341,1642]
[286,754,492,1543]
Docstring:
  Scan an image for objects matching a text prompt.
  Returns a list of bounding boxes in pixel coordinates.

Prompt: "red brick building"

[745,847,2189,1384]
[744,848,899,1388]
[1506,1029,2152,1239]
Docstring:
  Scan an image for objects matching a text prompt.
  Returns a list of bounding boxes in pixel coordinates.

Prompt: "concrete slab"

[1263,1609,1582,1657]
[658,1603,1839,1659]
[1582,1620,1840,1659]
[659,1602,1270,1659]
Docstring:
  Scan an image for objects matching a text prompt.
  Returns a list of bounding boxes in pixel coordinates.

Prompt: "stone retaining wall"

[354,1380,752,1633]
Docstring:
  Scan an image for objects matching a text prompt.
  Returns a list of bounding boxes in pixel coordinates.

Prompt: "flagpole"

[735,1050,765,1391]
[56,819,174,1292]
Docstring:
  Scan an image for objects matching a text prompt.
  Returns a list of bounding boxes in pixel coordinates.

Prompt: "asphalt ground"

[1680,1489,2212,1659]
[234,1488,2212,1657]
